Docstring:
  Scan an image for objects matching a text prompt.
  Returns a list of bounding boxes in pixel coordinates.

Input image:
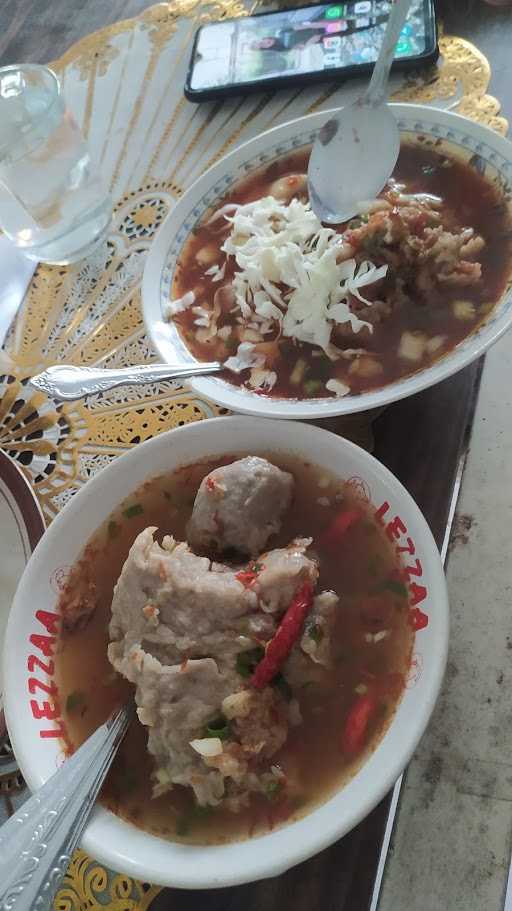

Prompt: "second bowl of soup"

[143,103,512,419]
[5,417,448,887]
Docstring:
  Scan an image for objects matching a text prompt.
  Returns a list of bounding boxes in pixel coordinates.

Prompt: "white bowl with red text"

[3,417,448,888]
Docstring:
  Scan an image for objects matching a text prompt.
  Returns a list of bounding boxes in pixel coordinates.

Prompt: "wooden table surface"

[1,1,511,909]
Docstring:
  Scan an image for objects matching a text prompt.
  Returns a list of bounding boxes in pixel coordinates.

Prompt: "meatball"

[187,456,294,557]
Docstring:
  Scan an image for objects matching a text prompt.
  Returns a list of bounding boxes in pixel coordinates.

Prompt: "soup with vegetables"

[56,453,415,845]
[166,144,512,400]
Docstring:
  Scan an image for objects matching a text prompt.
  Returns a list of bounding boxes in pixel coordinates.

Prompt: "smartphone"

[185,0,437,102]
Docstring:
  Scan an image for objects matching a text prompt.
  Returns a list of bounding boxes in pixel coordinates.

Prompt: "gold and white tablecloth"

[0,2,508,907]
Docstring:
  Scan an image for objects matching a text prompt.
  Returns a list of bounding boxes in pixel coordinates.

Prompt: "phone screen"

[189,1,433,92]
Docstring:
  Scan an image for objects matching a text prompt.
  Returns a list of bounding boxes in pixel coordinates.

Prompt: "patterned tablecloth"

[0,2,507,907]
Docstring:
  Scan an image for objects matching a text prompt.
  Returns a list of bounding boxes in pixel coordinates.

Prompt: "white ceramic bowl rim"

[142,103,512,419]
[4,417,448,888]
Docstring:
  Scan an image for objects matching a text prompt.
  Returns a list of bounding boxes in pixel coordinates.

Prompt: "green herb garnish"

[383,579,408,598]
[175,816,190,837]
[191,804,213,820]
[108,520,121,539]
[361,228,385,257]
[347,214,369,229]
[123,503,144,519]
[251,562,264,573]
[307,623,324,645]
[310,356,333,382]
[65,690,86,713]
[303,379,323,397]
[274,672,292,701]
[236,646,264,678]
[264,779,282,801]
[204,716,231,741]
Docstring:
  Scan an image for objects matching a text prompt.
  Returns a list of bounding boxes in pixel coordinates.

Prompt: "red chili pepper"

[341,693,378,756]
[236,569,258,588]
[410,607,429,631]
[206,477,216,492]
[235,562,264,589]
[251,582,314,689]
[320,509,360,550]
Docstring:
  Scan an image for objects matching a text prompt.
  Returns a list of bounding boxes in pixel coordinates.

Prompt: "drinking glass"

[0,64,112,265]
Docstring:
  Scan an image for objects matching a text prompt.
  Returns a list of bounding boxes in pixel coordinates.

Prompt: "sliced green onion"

[65,690,86,713]
[123,503,144,519]
[383,580,408,598]
[307,623,324,645]
[361,228,385,257]
[236,646,264,678]
[192,803,213,820]
[303,379,323,397]
[204,716,231,741]
[274,673,292,701]
[108,520,121,539]
[175,816,190,837]
[348,214,370,228]
[264,779,282,801]
[312,357,333,381]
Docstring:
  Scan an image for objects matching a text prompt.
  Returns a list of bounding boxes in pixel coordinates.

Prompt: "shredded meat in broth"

[168,145,511,400]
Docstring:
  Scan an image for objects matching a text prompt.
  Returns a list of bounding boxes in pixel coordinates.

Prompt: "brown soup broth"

[55,454,414,845]
[172,145,512,399]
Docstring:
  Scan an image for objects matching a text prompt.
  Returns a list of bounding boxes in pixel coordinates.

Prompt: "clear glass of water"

[0,64,112,265]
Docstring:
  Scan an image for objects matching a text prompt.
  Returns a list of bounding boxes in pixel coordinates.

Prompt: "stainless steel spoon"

[0,703,133,911]
[307,0,412,224]
[30,361,223,402]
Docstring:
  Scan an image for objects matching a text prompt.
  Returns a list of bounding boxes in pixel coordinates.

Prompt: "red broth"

[55,454,414,845]
[171,144,512,399]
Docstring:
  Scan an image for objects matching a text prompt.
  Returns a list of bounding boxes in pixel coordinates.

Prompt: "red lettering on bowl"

[26,607,71,747]
[374,501,430,632]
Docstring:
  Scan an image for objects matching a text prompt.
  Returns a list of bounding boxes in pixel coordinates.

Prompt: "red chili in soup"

[55,454,414,846]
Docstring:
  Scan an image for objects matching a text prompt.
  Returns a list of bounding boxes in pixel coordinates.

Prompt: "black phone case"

[184,0,438,103]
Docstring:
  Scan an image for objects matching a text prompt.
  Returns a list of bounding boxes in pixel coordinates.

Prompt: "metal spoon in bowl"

[0,703,133,911]
[30,361,223,402]
[307,0,412,225]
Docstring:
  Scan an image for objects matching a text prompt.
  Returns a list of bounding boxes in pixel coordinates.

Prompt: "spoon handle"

[0,704,133,911]
[29,361,222,402]
[366,0,412,106]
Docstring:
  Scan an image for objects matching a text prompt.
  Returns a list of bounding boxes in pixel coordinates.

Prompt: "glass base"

[20,220,111,266]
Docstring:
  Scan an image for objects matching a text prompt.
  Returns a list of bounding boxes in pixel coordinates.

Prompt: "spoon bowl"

[308,0,411,224]
[308,100,400,224]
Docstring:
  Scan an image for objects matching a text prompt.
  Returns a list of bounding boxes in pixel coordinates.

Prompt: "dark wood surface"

[1,0,510,908]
